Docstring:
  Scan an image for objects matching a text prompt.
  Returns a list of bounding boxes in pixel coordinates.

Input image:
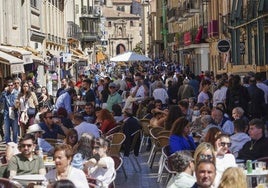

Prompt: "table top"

[12,174,46,182]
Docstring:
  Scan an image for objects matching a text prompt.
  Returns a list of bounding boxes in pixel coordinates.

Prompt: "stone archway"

[116,44,126,55]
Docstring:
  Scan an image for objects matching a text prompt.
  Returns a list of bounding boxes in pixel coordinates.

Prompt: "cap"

[27,124,45,134]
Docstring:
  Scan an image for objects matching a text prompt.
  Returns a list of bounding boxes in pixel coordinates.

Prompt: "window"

[108,21,112,27]
[130,21,134,27]
[31,0,37,8]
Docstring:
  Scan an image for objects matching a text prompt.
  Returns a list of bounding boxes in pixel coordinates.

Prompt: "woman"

[16,81,38,135]
[197,79,211,106]
[204,127,222,146]
[164,105,183,131]
[193,142,216,166]
[45,144,89,188]
[85,137,116,188]
[39,86,54,110]
[73,133,94,162]
[218,167,247,188]
[96,109,116,134]
[64,129,78,148]
[169,117,196,154]
[214,134,237,187]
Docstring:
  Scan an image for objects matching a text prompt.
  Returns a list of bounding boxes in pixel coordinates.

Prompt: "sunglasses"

[14,82,20,84]
[8,84,13,87]
[220,142,232,147]
[46,116,53,119]
[199,154,213,160]
[21,144,33,148]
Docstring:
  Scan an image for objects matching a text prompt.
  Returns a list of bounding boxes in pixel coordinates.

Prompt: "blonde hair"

[218,167,247,188]
[194,142,216,167]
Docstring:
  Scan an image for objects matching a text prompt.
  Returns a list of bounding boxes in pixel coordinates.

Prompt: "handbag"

[19,111,29,124]
[27,107,36,116]
[8,107,15,120]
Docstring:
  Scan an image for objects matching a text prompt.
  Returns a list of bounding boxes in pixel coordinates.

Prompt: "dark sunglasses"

[21,144,33,148]
[199,154,213,160]
[46,116,53,119]
[220,142,232,147]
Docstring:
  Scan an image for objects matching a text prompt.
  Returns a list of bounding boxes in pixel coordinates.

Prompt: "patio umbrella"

[110,51,152,62]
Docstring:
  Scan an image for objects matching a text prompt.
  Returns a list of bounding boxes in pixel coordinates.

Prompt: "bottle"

[247,160,253,173]
[39,147,43,160]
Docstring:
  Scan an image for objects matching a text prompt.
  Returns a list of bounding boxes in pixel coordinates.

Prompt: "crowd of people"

[0,64,268,187]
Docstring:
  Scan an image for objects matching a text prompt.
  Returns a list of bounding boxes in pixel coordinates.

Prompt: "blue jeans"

[4,113,18,143]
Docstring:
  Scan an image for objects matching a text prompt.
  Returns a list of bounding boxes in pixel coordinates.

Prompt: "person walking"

[0,80,19,143]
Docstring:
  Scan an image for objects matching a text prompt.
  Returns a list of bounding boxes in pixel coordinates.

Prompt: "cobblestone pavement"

[114,148,168,188]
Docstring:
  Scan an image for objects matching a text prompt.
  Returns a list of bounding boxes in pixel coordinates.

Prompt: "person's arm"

[8,156,18,179]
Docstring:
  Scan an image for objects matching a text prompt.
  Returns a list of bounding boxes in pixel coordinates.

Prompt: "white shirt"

[46,166,89,188]
[213,86,228,107]
[153,88,169,104]
[89,156,115,188]
[214,154,237,187]
[130,85,146,100]
[197,91,209,104]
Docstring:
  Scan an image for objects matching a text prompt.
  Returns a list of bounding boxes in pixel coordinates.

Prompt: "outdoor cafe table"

[12,174,46,186]
[244,170,268,188]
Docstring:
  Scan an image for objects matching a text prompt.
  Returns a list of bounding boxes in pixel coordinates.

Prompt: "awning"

[0,45,33,64]
[24,46,39,56]
[70,48,84,56]
[96,51,107,62]
[0,51,25,74]
[195,26,203,44]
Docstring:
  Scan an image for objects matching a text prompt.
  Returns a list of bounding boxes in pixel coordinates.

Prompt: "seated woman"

[111,104,124,123]
[214,134,237,187]
[64,129,78,148]
[193,142,216,166]
[85,137,115,188]
[45,144,89,188]
[96,109,116,134]
[169,117,196,154]
[167,151,196,188]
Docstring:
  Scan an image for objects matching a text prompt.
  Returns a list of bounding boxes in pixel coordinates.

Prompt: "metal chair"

[139,119,151,152]
[105,124,123,137]
[124,130,142,172]
[149,136,169,169]
[107,133,126,157]
[147,127,164,165]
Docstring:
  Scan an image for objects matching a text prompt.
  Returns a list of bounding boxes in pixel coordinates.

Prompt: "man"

[73,113,99,140]
[106,82,122,112]
[167,151,196,188]
[238,118,268,160]
[8,134,46,179]
[56,78,69,98]
[177,78,195,101]
[178,100,193,122]
[39,111,68,139]
[81,78,95,106]
[191,160,216,188]
[80,102,96,123]
[247,77,265,119]
[55,88,77,118]
[13,78,21,93]
[211,107,234,135]
[0,80,19,143]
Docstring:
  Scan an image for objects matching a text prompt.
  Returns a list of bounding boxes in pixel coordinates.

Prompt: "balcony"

[178,0,200,18]
[67,21,80,39]
[167,8,176,22]
[79,31,99,42]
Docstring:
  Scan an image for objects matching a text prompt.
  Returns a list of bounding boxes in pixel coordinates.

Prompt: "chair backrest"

[157,130,171,137]
[110,155,123,171]
[150,127,164,139]
[108,133,126,156]
[156,136,169,148]
[130,130,141,152]
[0,178,22,188]
[105,125,122,137]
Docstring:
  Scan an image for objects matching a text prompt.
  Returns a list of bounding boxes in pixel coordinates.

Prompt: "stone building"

[101,0,142,58]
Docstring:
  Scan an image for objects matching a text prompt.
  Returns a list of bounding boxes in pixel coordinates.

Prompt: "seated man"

[80,102,96,123]
[238,118,268,161]
[211,107,234,135]
[8,134,46,179]
[39,111,69,139]
[167,151,196,188]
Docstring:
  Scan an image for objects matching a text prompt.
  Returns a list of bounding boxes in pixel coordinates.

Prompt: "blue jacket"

[0,89,19,114]
[169,134,196,154]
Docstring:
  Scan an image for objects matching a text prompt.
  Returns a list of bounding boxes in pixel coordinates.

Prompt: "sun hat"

[26,124,45,134]
[71,153,85,170]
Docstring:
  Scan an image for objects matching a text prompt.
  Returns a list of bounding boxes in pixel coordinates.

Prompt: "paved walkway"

[114,148,167,188]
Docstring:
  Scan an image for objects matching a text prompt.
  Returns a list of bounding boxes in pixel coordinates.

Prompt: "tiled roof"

[102,7,140,18]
